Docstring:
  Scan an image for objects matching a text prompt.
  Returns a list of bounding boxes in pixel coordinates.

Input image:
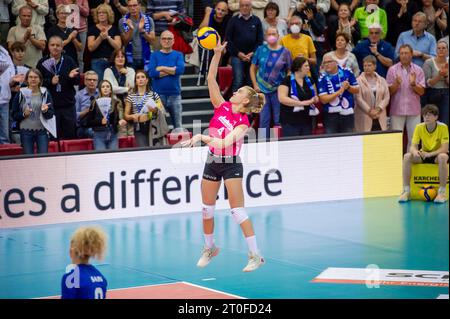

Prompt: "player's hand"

[341,80,350,90]
[119,119,127,126]
[214,41,227,55]
[23,107,32,118]
[181,134,202,147]
[409,72,416,86]
[101,117,107,125]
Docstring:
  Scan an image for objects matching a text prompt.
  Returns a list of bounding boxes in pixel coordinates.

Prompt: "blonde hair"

[70,227,107,261]
[94,4,115,25]
[240,86,265,114]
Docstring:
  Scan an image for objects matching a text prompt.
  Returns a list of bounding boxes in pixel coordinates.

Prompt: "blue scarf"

[290,73,319,116]
[122,13,152,68]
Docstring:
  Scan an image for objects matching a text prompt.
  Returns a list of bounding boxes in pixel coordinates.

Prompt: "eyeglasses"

[369,31,381,35]
[161,37,174,41]
[322,60,336,65]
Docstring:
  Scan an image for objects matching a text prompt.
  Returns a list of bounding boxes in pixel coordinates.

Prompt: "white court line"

[181,281,245,299]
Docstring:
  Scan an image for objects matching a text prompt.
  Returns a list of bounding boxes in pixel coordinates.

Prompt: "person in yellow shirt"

[399,104,449,203]
[280,15,316,64]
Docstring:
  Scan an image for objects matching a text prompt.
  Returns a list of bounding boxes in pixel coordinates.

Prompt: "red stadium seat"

[0,144,23,156]
[118,136,136,148]
[59,139,94,152]
[48,141,59,153]
[218,66,233,99]
[166,130,192,146]
[33,141,59,153]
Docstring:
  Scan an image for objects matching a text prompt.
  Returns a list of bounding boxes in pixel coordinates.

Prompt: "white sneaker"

[197,246,220,268]
[398,191,410,203]
[434,192,447,203]
[242,252,265,272]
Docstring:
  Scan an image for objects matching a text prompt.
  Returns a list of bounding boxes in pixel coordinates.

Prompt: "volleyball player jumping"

[181,41,265,272]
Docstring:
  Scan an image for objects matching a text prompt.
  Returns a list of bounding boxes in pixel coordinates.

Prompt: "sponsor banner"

[437,294,449,299]
[312,267,449,287]
[0,134,401,228]
[411,164,449,200]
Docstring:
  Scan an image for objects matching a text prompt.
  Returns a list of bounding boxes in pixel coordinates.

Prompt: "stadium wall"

[0,132,403,228]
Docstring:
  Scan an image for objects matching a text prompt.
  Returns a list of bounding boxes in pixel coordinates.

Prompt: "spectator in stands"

[387,44,426,149]
[318,54,359,134]
[250,27,291,139]
[280,16,316,68]
[103,48,135,137]
[290,0,327,68]
[103,48,136,101]
[261,2,288,37]
[87,4,122,81]
[46,4,82,66]
[7,5,47,68]
[354,55,390,132]
[328,0,360,25]
[12,0,49,28]
[353,0,388,40]
[89,0,127,27]
[9,42,31,143]
[149,30,185,129]
[37,35,79,139]
[0,44,14,144]
[199,1,231,67]
[199,1,230,40]
[270,0,293,19]
[288,0,331,19]
[386,0,420,47]
[0,0,12,48]
[75,70,99,138]
[420,0,448,39]
[327,3,360,51]
[423,39,449,126]
[323,32,360,76]
[399,104,449,203]
[278,56,319,136]
[9,42,31,95]
[124,70,163,147]
[226,0,264,93]
[55,0,90,72]
[395,12,437,67]
[11,68,55,154]
[146,0,185,51]
[353,22,395,78]
[228,0,269,21]
[86,79,127,150]
[119,0,155,71]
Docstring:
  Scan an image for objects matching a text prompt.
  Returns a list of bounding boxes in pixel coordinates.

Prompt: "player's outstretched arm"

[207,41,227,108]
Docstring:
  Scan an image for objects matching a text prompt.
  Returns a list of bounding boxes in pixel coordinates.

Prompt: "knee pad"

[202,204,215,220]
[231,207,248,224]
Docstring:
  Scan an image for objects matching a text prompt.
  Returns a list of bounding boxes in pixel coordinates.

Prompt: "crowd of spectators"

[0,0,448,155]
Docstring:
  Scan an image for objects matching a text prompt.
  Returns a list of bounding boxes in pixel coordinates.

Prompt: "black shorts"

[422,154,449,164]
[202,152,244,182]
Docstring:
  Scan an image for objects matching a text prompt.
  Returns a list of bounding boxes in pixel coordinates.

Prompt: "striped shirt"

[146,0,185,36]
[126,91,161,114]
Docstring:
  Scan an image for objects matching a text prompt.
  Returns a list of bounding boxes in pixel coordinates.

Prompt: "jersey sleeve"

[411,125,421,146]
[440,125,449,145]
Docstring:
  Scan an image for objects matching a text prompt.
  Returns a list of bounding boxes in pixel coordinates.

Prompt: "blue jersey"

[61,264,107,299]
[317,66,359,115]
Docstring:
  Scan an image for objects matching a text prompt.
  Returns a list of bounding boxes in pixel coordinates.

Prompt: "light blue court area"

[0,197,448,299]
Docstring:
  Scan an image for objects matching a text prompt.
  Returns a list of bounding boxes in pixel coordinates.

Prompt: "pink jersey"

[208,101,250,156]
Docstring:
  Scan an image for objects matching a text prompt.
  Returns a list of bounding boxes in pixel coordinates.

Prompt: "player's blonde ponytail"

[70,227,107,261]
[240,86,265,114]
